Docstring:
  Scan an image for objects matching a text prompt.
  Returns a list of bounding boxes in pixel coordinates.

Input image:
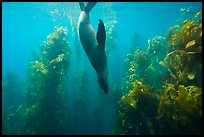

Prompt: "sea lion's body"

[77,2,109,93]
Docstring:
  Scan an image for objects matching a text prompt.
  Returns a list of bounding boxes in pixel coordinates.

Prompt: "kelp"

[115,82,202,134]
[115,11,202,135]
[22,26,72,134]
[158,84,202,134]
[161,11,202,87]
[165,11,202,52]
[114,80,160,135]
[123,35,167,93]
[157,12,202,134]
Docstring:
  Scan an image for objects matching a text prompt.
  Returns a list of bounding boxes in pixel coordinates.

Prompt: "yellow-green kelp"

[114,80,160,135]
[123,35,167,93]
[115,11,202,135]
[22,26,72,134]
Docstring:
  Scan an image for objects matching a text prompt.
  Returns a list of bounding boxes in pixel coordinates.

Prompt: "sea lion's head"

[98,70,109,94]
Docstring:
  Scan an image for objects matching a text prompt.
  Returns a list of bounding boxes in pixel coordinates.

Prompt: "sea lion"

[77,2,109,94]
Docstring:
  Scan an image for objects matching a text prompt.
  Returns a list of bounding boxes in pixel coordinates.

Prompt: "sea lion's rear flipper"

[97,19,106,49]
[79,2,85,11]
[85,2,97,13]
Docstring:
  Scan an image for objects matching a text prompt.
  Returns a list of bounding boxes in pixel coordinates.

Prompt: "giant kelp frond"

[160,11,202,87]
[115,80,160,135]
[23,26,72,134]
[158,84,202,134]
[123,35,167,93]
[165,11,202,53]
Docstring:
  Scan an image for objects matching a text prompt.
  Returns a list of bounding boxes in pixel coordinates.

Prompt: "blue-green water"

[2,2,202,135]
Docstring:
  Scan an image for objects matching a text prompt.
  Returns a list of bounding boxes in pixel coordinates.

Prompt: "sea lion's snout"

[98,76,109,94]
[104,84,109,94]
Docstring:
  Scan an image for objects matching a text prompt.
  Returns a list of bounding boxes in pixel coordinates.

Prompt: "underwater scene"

[2,2,202,135]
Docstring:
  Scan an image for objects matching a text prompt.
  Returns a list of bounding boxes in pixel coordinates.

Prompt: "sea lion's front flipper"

[97,19,106,49]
